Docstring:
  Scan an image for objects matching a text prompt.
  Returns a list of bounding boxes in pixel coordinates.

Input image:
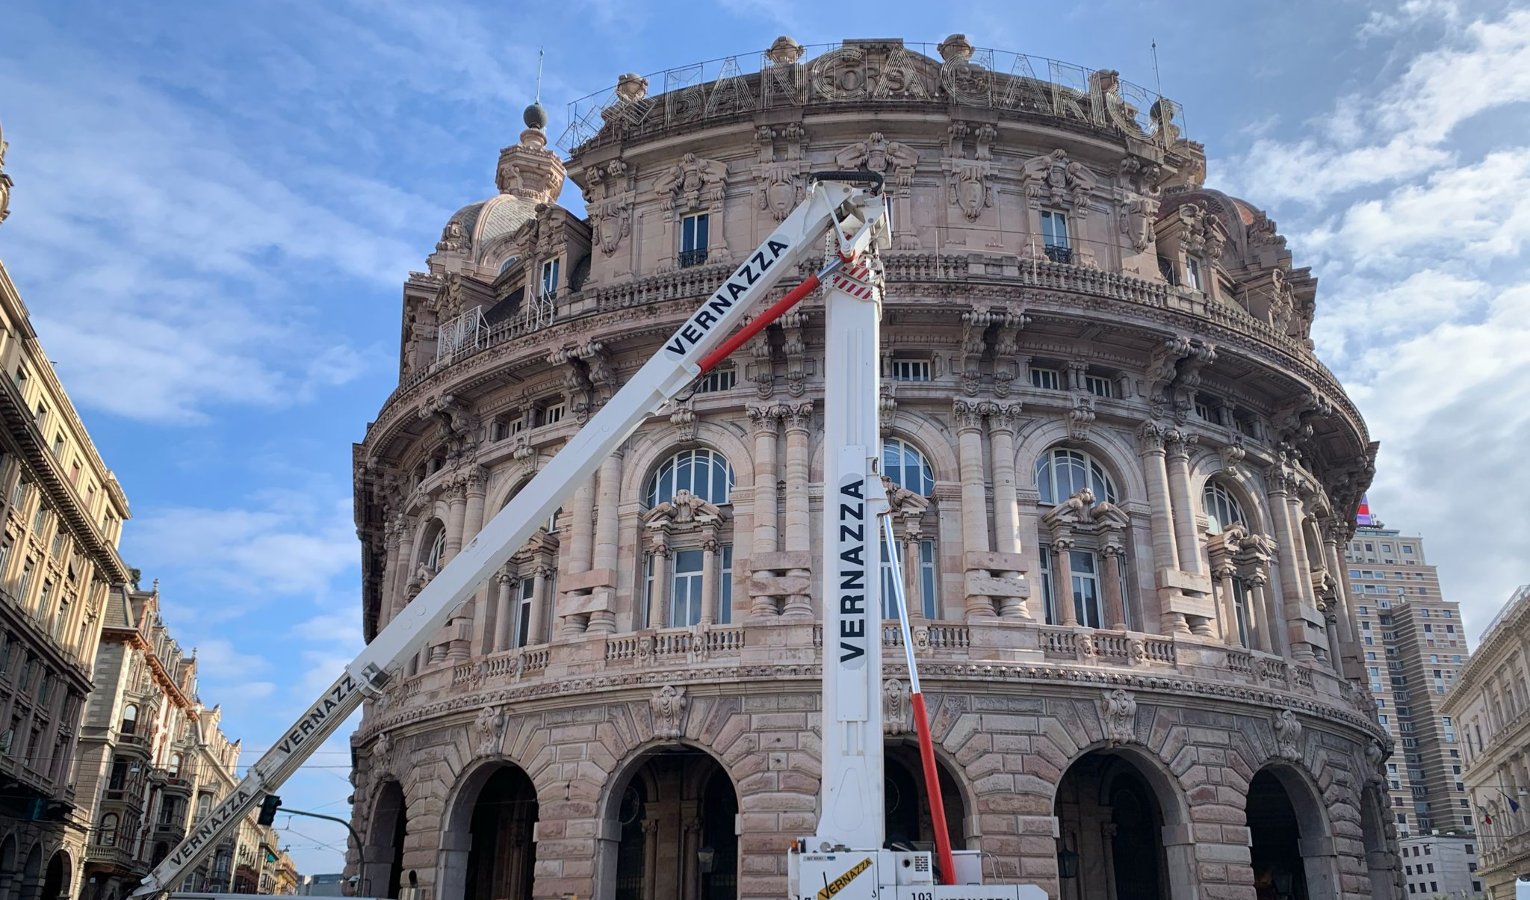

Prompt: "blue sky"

[2,0,1528,877]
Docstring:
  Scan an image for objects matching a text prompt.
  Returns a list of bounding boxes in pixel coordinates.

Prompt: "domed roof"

[442,192,540,262]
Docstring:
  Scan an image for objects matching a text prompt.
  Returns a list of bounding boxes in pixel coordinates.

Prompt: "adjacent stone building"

[349,37,1397,900]
[0,116,135,900]
[1445,584,1530,900]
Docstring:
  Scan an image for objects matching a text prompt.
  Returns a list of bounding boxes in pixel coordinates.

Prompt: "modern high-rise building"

[0,116,136,900]
[1344,519,1480,896]
[348,36,1397,900]
[1444,584,1530,900]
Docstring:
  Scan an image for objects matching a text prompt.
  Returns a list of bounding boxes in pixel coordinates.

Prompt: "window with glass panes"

[1038,545,1111,628]
[515,577,535,647]
[1029,367,1061,390]
[890,359,931,382]
[540,258,560,297]
[1040,209,1069,249]
[1202,482,1246,534]
[1035,447,1117,505]
[680,213,710,267]
[881,440,938,617]
[644,448,735,507]
[1084,375,1114,398]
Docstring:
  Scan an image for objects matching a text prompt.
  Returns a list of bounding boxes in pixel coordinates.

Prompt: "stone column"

[455,469,487,661]
[389,516,414,620]
[1322,523,1359,663]
[901,534,922,620]
[568,479,596,575]
[1137,423,1184,634]
[782,402,814,618]
[1101,544,1127,631]
[443,481,467,561]
[988,405,1022,554]
[379,517,402,631]
[954,400,993,619]
[527,564,551,646]
[1164,433,1212,636]
[1215,563,1241,647]
[647,539,672,630]
[1266,469,1316,661]
[494,572,515,651]
[748,405,781,618]
[593,451,623,570]
[1286,492,1318,610]
[1247,569,1279,655]
[700,536,720,626]
[1052,541,1077,627]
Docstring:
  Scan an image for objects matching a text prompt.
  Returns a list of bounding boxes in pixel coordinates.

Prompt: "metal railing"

[678,248,710,268]
[1043,244,1072,264]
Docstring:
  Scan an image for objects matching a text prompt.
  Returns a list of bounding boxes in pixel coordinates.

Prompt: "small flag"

[1502,790,1522,814]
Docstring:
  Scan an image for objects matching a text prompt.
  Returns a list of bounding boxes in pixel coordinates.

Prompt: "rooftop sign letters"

[560,39,1186,153]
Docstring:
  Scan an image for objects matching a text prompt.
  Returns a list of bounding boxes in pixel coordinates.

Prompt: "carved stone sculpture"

[1273,709,1304,760]
[1099,689,1138,745]
[474,705,505,757]
[883,679,911,735]
[650,684,689,739]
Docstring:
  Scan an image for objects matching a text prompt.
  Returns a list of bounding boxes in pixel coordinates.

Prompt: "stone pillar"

[568,478,596,575]
[901,534,922,620]
[1247,569,1279,655]
[1137,423,1184,634]
[1266,469,1316,661]
[749,405,782,618]
[494,572,515,651]
[443,481,467,562]
[1286,492,1318,610]
[1215,563,1241,647]
[593,451,623,570]
[700,536,720,626]
[527,564,551,646]
[379,518,402,631]
[1101,544,1127,631]
[1164,433,1212,637]
[988,406,1022,554]
[647,540,672,630]
[455,469,487,661]
[1052,541,1077,627]
[782,402,814,618]
[390,516,414,619]
[954,400,993,619]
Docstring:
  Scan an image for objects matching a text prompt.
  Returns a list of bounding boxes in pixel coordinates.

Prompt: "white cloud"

[1358,0,1461,41]
[123,490,357,611]
[191,638,272,679]
[1223,7,1530,204]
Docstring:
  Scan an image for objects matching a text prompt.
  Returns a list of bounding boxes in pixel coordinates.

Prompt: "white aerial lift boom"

[133,171,1043,900]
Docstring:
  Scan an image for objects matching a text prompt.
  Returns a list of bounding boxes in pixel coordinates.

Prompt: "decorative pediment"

[1042,488,1096,530]
[1020,149,1097,210]
[654,152,727,213]
[643,490,728,539]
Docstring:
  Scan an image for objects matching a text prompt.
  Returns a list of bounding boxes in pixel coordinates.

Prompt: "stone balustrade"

[362,617,1382,745]
[363,254,1367,454]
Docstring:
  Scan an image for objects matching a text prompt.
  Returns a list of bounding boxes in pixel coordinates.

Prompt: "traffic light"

[257,794,282,827]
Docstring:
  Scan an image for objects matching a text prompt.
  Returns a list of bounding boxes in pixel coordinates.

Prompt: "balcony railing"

[677,248,709,268]
[1043,244,1072,264]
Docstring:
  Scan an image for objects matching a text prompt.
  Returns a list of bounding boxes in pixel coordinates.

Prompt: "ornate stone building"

[1445,584,1530,900]
[0,117,135,900]
[349,37,1397,900]
[74,584,275,900]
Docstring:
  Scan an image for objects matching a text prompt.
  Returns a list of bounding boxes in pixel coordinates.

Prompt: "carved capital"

[952,399,985,433]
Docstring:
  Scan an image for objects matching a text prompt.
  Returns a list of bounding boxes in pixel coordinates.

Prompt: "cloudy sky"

[1,0,1526,877]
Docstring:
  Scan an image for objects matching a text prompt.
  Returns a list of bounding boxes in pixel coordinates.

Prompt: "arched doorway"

[884,743,966,859]
[1054,749,1187,900]
[1245,766,1338,900]
[363,780,408,900]
[20,844,42,900]
[463,766,537,900]
[0,833,19,900]
[603,746,739,900]
[41,851,69,900]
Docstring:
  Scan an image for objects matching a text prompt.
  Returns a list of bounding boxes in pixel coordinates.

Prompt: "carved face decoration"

[956,169,986,219]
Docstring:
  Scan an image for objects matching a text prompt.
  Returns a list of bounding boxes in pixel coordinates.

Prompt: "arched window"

[644,448,734,507]
[99,812,119,847]
[168,752,182,778]
[121,704,139,736]
[883,439,934,496]
[1035,447,1118,505]
[1202,482,1245,535]
[420,523,447,573]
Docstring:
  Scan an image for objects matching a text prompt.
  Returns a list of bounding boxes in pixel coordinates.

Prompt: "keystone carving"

[754,124,810,222]
[1099,689,1138,745]
[474,705,506,757]
[883,679,911,735]
[650,684,689,739]
[1273,709,1304,761]
[582,158,633,256]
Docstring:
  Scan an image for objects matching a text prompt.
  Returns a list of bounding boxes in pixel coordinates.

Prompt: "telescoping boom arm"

[132,174,891,899]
